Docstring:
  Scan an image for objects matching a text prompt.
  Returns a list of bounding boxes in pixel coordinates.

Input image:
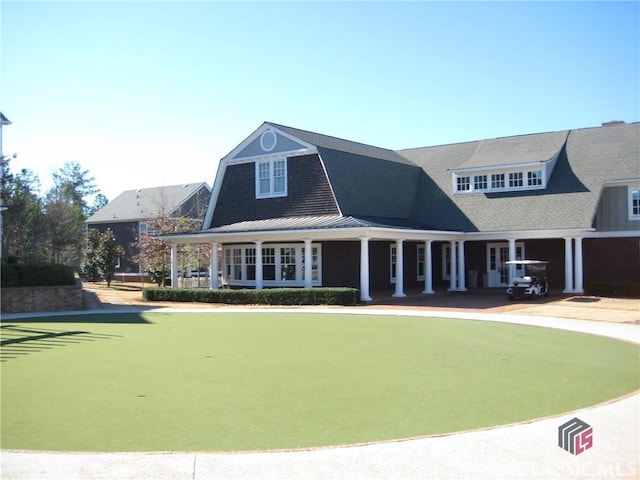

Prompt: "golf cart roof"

[505,260,548,265]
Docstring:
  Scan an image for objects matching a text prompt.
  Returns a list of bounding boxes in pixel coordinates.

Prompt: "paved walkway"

[2,289,639,479]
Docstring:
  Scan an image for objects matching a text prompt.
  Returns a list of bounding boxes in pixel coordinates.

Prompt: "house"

[86,182,211,277]
[157,121,640,300]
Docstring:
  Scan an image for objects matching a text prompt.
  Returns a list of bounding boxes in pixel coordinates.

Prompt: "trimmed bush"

[143,287,359,306]
[1,263,76,288]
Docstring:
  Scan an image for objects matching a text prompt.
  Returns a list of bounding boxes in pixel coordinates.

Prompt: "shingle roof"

[455,130,569,170]
[400,122,640,232]
[267,123,422,223]
[86,183,210,223]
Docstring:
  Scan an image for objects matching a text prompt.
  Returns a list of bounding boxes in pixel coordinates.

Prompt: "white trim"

[221,243,322,288]
[255,157,288,199]
[628,184,640,221]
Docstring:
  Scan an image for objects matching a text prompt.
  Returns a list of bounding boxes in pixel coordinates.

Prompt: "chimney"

[602,120,626,127]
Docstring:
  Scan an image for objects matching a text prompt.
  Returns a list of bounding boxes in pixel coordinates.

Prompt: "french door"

[486,243,524,287]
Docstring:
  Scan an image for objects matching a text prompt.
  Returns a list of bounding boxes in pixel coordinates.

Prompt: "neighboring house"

[86,182,211,276]
[158,121,639,301]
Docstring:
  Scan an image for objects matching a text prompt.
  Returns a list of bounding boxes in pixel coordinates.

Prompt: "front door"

[487,243,524,287]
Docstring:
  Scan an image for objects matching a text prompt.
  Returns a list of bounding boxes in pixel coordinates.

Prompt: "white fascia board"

[223,123,317,165]
[155,226,463,245]
[463,228,595,241]
[316,150,343,217]
[202,161,225,230]
[448,160,548,175]
[604,178,640,186]
[585,230,640,239]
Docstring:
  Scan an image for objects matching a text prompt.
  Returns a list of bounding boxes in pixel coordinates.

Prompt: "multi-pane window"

[222,244,321,286]
[280,247,296,281]
[527,170,543,186]
[509,172,523,188]
[417,245,425,280]
[233,248,242,281]
[390,246,397,282]
[491,173,505,189]
[256,159,287,198]
[474,175,488,191]
[456,176,471,192]
[245,248,256,281]
[631,188,640,219]
[442,244,451,280]
[262,248,276,280]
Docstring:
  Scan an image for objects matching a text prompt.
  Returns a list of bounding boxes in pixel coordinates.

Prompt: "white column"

[359,237,372,302]
[563,237,574,293]
[508,238,517,285]
[170,243,178,289]
[574,237,584,293]
[393,239,406,297]
[422,240,434,294]
[303,239,313,289]
[210,242,218,289]
[255,241,263,290]
[448,240,457,291]
[457,240,466,292]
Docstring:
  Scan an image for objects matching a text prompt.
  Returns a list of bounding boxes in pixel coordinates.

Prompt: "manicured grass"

[1,312,638,452]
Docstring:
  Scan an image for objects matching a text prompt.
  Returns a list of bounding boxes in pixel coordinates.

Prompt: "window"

[262,248,276,280]
[442,244,451,280]
[280,247,296,281]
[456,176,470,192]
[390,245,397,282]
[491,173,505,189]
[630,186,640,219]
[245,248,256,281]
[509,172,523,188]
[233,248,242,281]
[256,159,287,198]
[474,175,488,191]
[417,245,425,280]
[222,244,321,287]
[527,170,543,187]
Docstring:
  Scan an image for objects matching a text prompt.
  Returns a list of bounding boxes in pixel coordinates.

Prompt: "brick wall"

[1,283,84,314]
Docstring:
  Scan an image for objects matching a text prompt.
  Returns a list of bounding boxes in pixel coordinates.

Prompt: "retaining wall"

[1,283,84,314]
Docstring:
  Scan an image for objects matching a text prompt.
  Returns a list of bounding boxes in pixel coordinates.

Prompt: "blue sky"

[2,1,638,201]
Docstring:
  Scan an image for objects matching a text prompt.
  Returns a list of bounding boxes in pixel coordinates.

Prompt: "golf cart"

[505,260,549,300]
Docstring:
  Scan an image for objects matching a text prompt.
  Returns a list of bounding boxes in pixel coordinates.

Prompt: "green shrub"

[143,287,359,306]
[1,263,76,288]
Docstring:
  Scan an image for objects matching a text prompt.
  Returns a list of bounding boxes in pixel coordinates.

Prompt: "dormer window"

[456,176,471,192]
[452,166,549,194]
[256,158,287,198]
[528,170,543,186]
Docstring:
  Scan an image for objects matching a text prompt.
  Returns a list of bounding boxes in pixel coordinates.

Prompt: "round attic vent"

[260,129,277,152]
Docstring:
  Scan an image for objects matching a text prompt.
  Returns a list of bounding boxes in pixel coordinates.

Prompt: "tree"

[134,213,201,286]
[81,228,102,282]
[96,228,124,287]
[1,165,45,263]
[45,162,101,266]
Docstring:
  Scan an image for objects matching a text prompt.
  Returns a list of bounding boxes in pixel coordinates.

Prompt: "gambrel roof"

[199,121,639,237]
[87,182,210,224]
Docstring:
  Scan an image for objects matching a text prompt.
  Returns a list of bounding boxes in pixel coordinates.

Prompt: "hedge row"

[1,263,76,288]
[142,287,359,306]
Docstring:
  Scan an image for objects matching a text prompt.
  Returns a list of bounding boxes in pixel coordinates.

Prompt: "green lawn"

[1,312,638,452]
